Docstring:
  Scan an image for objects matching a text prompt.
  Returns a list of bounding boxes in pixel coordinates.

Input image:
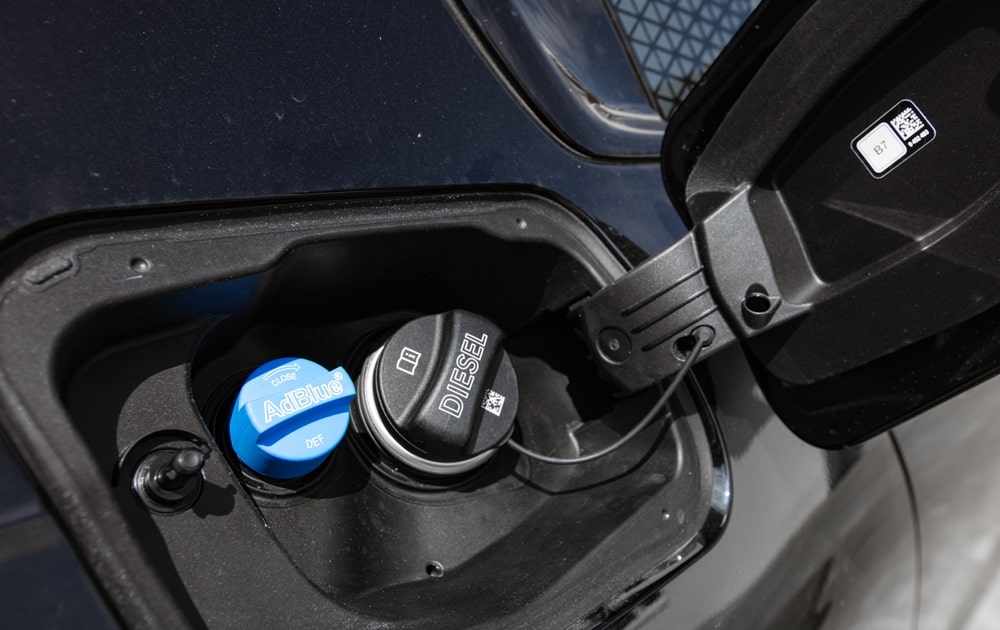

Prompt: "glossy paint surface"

[621,346,917,629]
[896,371,1000,630]
[0,1,684,255]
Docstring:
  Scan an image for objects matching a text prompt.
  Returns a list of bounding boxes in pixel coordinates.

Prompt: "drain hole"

[743,292,772,315]
[741,284,780,329]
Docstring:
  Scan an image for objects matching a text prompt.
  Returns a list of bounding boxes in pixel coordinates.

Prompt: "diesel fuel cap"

[229,357,356,479]
[356,310,519,476]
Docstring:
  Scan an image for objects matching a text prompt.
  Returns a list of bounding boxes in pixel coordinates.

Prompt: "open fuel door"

[579,0,1000,447]
[682,0,1000,447]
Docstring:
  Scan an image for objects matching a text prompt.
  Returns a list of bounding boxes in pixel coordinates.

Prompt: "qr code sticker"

[889,107,925,141]
[481,389,506,417]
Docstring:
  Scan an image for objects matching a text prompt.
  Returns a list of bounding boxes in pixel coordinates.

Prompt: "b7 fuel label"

[851,99,936,178]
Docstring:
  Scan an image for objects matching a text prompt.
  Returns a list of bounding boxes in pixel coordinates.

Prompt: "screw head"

[597,328,631,364]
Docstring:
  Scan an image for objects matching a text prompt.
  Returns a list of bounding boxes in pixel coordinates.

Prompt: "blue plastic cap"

[229,357,356,479]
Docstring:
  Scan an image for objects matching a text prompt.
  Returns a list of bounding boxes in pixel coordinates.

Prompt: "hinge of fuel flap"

[573,232,737,393]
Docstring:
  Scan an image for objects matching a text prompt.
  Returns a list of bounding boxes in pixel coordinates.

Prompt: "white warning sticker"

[851,99,936,179]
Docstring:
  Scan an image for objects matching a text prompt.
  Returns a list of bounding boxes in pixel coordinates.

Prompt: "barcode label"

[889,106,925,141]
[852,99,936,179]
[481,389,506,417]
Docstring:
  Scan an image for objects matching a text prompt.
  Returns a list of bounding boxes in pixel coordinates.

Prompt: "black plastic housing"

[0,192,730,628]
[574,232,735,392]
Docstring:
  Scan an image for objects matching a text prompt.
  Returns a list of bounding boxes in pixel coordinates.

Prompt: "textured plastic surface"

[666,0,1000,446]
[230,358,355,479]
[375,310,518,460]
[574,232,735,391]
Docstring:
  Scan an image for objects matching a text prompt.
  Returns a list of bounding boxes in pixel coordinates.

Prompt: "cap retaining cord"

[506,327,712,465]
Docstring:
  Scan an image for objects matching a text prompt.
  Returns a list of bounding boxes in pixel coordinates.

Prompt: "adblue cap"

[229,357,356,479]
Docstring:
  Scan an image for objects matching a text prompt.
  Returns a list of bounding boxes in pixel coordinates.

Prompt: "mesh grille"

[611,0,761,118]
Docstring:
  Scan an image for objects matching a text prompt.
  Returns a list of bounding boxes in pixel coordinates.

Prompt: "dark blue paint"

[0,1,685,254]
